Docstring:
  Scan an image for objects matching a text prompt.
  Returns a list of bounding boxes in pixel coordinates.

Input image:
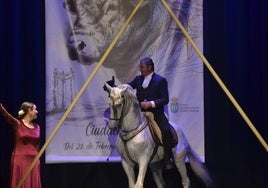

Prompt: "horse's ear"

[121,87,128,97]
[104,82,112,93]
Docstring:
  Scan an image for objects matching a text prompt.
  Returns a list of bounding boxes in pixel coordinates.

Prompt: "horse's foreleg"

[135,161,149,188]
[121,159,136,188]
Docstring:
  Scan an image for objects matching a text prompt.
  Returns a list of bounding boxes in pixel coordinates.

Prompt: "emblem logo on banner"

[170,97,179,113]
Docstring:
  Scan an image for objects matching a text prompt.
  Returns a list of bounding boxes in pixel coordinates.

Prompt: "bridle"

[109,89,142,133]
[109,95,125,127]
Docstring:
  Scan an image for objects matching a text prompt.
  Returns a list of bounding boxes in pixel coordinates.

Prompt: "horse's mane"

[117,84,139,106]
[117,84,146,125]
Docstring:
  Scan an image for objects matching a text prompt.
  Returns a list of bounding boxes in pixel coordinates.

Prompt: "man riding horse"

[105,57,176,170]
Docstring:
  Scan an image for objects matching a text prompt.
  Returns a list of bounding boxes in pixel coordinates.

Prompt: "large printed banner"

[45,0,204,163]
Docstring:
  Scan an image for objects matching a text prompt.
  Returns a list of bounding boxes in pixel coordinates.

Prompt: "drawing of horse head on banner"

[62,0,194,82]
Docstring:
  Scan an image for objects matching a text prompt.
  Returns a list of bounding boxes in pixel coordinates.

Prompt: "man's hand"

[140,101,152,110]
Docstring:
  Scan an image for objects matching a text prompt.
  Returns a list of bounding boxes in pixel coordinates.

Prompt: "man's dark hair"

[140,57,154,71]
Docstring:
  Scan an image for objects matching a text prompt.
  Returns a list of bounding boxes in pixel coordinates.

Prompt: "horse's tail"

[187,146,214,187]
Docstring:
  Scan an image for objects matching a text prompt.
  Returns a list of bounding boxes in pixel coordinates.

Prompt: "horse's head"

[106,84,138,129]
[105,83,130,130]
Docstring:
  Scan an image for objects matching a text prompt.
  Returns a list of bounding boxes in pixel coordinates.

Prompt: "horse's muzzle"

[107,118,120,130]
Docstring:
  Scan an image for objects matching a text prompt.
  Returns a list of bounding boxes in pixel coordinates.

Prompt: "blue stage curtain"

[0,1,45,188]
[204,1,268,187]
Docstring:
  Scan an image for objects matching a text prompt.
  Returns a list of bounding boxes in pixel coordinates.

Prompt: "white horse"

[105,83,213,188]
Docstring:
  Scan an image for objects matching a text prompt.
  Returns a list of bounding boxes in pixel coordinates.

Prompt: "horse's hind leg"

[121,159,136,188]
[173,148,190,188]
[149,161,166,188]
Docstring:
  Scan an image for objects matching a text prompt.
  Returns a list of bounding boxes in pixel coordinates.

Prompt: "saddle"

[144,112,178,148]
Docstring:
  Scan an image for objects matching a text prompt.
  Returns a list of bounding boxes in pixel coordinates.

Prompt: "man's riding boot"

[163,147,173,170]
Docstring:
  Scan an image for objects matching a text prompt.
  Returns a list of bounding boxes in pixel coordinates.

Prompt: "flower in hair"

[18,110,25,116]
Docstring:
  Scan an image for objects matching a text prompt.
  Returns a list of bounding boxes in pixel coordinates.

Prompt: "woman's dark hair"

[18,102,35,119]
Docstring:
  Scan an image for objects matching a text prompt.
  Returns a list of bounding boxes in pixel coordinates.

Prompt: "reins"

[119,121,159,164]
[119,122,148,143]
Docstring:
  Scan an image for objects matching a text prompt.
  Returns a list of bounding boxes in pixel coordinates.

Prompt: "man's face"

[139,62,152,77]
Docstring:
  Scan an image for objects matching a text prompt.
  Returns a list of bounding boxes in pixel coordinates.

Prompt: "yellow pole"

[160,0,268,152]
[16,0,145,187]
